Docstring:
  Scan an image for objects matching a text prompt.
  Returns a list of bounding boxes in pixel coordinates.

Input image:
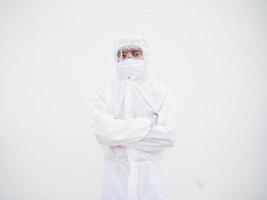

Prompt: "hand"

[150,113,158,127]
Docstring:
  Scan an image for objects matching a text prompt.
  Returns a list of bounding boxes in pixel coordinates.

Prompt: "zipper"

[125,79,138,200]
[127,149,138,200]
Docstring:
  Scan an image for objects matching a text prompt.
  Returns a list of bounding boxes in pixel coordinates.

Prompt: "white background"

[0,0,267,199]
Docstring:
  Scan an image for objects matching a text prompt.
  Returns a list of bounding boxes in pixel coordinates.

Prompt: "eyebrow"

[121,48,142,52]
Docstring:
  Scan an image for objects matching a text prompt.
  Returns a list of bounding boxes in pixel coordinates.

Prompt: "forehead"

[118,45,142,52]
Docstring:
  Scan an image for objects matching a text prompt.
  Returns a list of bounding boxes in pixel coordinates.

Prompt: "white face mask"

[116,58,146,80]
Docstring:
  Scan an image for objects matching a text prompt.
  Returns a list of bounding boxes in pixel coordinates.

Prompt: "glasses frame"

[116,45,143,61]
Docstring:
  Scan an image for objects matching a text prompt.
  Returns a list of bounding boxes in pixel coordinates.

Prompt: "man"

[89,35,177,200]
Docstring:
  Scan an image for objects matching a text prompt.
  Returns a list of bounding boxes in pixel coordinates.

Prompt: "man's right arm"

[88,85,152,146]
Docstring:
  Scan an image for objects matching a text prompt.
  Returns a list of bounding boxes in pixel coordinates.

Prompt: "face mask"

[116,58,146,80]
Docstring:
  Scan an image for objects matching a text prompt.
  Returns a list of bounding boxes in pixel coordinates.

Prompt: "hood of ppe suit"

[113,35,149,81]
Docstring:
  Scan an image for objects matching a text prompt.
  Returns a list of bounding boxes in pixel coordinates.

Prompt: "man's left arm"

[123,85,177,152]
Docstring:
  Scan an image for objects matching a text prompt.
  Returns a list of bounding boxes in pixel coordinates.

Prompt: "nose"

[126,52,133,58]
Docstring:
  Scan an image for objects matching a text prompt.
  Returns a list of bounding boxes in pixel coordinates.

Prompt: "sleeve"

[123,85,177,152]
[88,85,152,147]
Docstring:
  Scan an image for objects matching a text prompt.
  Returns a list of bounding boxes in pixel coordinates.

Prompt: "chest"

[108,81,164,119]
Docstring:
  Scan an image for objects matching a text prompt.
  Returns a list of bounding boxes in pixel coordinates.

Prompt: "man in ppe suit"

[88,35,177,200]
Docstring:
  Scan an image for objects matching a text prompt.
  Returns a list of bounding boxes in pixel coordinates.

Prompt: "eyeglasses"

[117,46,143,60]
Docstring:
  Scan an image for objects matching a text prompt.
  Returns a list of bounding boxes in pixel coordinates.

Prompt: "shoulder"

[94,80,115,93]
[146,78,175,96]
[90,81,112,101]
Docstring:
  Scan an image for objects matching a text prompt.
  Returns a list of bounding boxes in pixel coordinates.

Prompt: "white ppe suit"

[88,35,177,200]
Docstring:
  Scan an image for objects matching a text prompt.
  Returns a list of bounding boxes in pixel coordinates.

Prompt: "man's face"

[117,45,144,62]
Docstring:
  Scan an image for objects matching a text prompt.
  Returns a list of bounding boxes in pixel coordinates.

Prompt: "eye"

[133,50,140,57]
